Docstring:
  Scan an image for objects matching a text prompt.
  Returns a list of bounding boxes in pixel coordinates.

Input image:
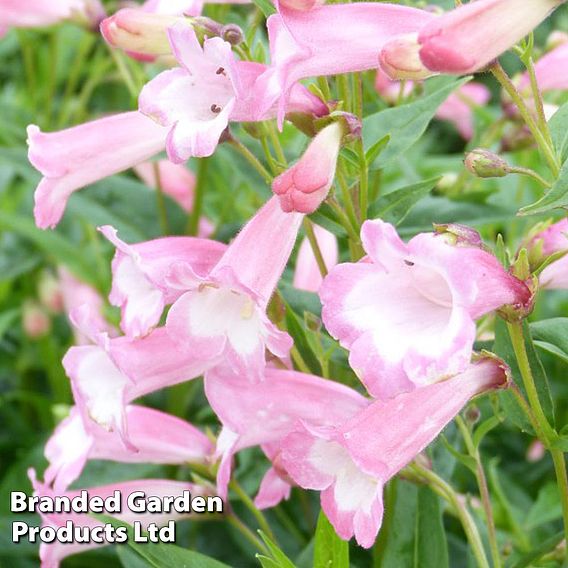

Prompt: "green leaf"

[251,0,276,16]
[368,177,439,224]
[309,203,347,238]
[314,510,349,568]
[0,309,19,341]
[530,318,568,365]
[549,100,568,163]
[525,483,563,529]
[365,135,390,165]
[518,158,568,215]
[284,300,323,376]
[509,531,564,568]
[374,480,449,568]
[95,516,231,568]
[439,435,477,475]
[0,211,100,288]
[472,416,502,450]
[363,77,470,168]
[257,530,296,568]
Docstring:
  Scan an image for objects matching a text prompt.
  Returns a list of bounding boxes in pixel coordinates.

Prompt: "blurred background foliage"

[1,0,568,566]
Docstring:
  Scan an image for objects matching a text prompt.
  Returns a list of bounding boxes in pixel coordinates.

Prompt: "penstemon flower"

[320,220,530,399]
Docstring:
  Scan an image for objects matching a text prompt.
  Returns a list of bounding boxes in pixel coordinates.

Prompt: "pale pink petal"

[254,467,292,510]
[294,226,338,292]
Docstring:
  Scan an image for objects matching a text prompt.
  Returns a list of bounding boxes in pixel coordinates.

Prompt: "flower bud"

[38,271,64,314]
[379,33,436,81]
[22,300,51,339]
[272,121,344,214]
[464,149,510,178]
[465,405,481,425]
[193,17,244,46]
[101,9,188,60]
[220,24,244,46]
[434,223,485,249]
[498,250,537,322]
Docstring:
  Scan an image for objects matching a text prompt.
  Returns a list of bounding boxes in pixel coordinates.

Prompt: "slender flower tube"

[139,24,326,161]
[0,0,105,34]
[293,225,338,292]
[255,3,435,122]
[29,471,213,568]
[62,305,212,448]
[528,218,568,289]
[320,220,530,399]
[418,0,565,75]
[166,197,302,380]
[280,357,510,548]
[204,365,369,499]
[272,122,344,213]
[99,226,225,338]
[44,405,213,491]
[27,112,168,229]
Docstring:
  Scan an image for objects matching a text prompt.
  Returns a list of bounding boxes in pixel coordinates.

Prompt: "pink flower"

[374,70,415,104]
[379,33,434,81]
[320,220,530,399]
[280,357,509,548]
[22,300,50,339]
[29,471,213,568]
[27,112,168,229]
[418,0,564,75]
[166,197,301,380]
[58,267,115,345]
[139,24,326,161]
[255,3,435,121]
[529,218,568,289]
[134,160,214,235]
[99,225,225,338]
[435,83,491,140]
[0,0,104,33]
[204,365,369,500]
[44,405,213,491]
[272,122,343,213]
[293,225,338,292]
[62,306,212,447]
[278,0,324,10]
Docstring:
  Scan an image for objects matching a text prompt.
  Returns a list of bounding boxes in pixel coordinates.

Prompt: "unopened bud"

[465,405,481,425]
[221,24,244,46]
[435,172,458,193]
[22,301,51,339]
[498,251,536,322]
[101,9,189,59]
[464,149,510,178]
[379,33,436,81]
[194,18,243,46]
[38,271,64,314]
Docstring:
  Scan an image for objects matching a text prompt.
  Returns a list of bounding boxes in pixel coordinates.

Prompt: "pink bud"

[22,301,51,339]
[272,121,343,214]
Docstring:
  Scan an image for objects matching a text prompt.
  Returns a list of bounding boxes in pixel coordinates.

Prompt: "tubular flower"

[43,405,213,491]
[29,471,213,568]
[320,220,530,399]
[280,357,509,548]
[254,3,435,123]
[0,0,104,34]
[293,225,338,293]
[166,197,302,380]
[139,23,326,161]
[418,0,566,75]
[27,112,168,229]
[204,366,369,500]
[272,121,344,214]
[62,305,212,448]
[99,226,225,339]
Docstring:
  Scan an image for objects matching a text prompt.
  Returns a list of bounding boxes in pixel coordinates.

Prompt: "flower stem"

[456,416,501,568]
[507,166,551,189]
[229,480,276,542]
[410,462,490,568]
[490,63,560,177]
[226,513,269,553]
[506,321,568,545]
[303,218,328,278]
[187,157,209,236]
[230,138,273,185]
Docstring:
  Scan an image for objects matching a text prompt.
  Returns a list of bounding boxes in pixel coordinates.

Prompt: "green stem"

[230,139,273,185]
[337,166,359,231]
[490,63,560,177]
[303,218,328,278]
[17,31,37,112]
[507,166,551,189]
[550,450,568,550]
[226,514,268,553]
[187,158,209,235]
[456,416,501,568]
[153,162,170,235]
[410,463,490,568]
[267,122,287,165]
[229,481,276,542]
